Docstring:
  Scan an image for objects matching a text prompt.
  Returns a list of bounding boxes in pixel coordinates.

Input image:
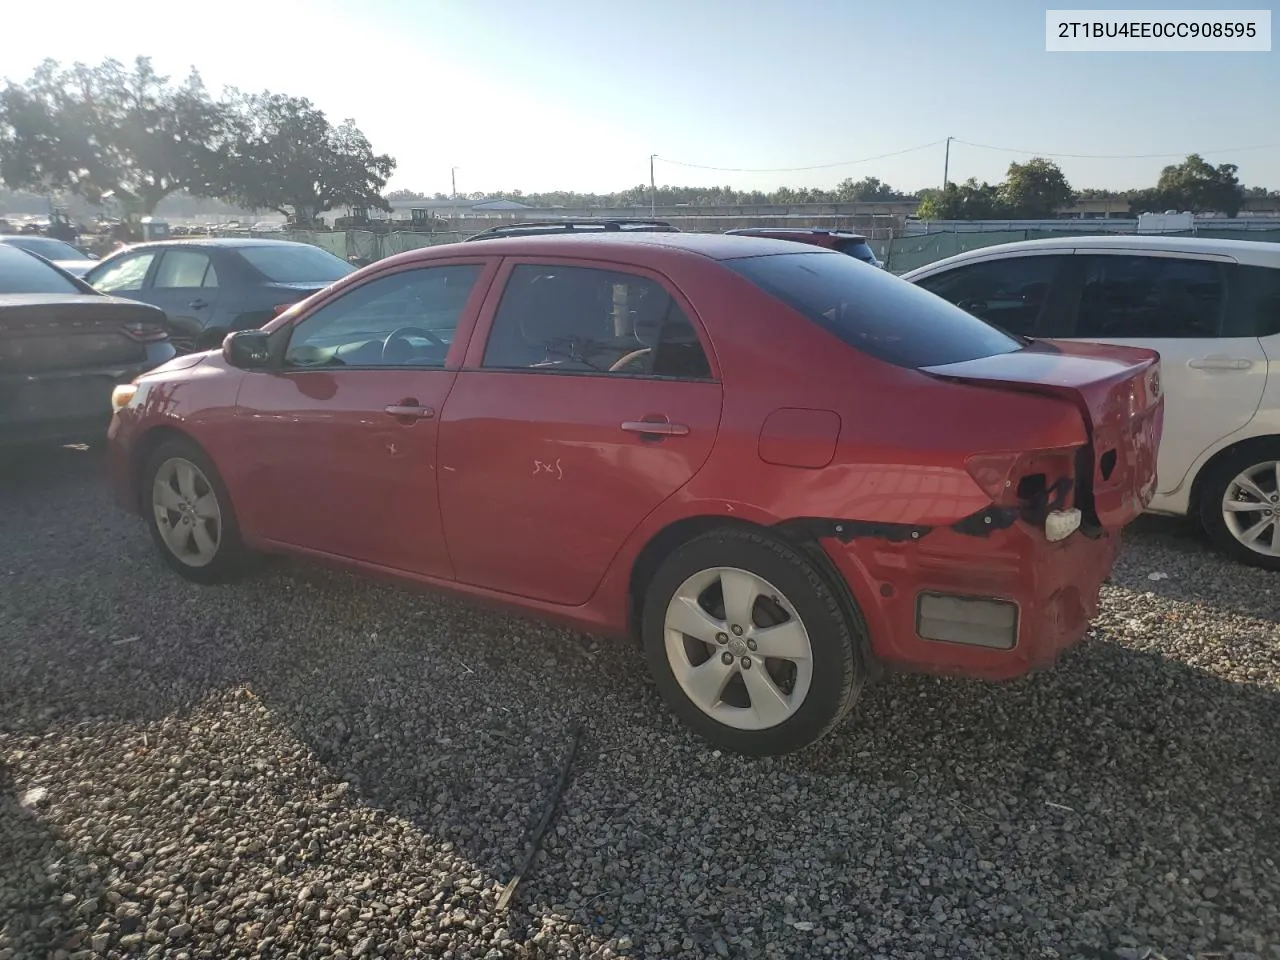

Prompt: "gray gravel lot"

[1,446,1277,960]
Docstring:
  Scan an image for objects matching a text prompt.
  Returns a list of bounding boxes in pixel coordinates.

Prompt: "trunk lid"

[921,339,1164,530]
[0,294,170,374]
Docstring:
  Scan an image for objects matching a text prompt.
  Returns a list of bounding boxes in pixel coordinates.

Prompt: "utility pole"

[451,166,458,199]
[649,154,657,217]
[942,137,954,190]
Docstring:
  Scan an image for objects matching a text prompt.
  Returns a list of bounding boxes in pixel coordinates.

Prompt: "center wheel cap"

[727,637,748,657]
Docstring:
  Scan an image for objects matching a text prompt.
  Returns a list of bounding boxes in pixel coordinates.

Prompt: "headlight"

[111,381,148,412]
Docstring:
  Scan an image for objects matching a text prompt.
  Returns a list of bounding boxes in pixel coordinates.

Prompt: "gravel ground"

[1,445,1277,960]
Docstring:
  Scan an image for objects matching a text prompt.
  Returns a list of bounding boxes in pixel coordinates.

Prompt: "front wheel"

[641,528,867,756]
[1199,444,1280,571]
[143,438,254,583]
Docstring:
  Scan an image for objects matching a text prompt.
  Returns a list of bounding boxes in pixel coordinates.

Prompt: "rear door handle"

[621,419,689,437]
[188,299,209,309]
[385,401,435,420]
[1189,356,1252,370]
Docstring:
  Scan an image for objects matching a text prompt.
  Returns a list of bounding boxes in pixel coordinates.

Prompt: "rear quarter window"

[726,251,1023,368]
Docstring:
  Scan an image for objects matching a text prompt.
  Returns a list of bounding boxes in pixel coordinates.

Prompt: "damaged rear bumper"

[809,516,1119,681]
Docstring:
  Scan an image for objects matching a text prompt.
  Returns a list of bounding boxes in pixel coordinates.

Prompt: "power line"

[654,140,945,174]
[953,139,1280,160]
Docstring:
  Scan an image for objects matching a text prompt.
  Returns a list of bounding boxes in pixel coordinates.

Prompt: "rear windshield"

[237,244,355,283]
[726,251,1022,368]
[0,236,93,261]
[0,245,82,294]
[836,239,878,263]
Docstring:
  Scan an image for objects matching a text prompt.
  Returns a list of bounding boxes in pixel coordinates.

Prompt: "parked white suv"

[902,236,1280,569]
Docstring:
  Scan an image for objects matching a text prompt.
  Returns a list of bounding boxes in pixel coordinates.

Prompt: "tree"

[386,188,424,201]
[1128,154,1244,217]
[0,57,232,214]
[999,158,1074,218]
[214,93,395,222]
[834,176,905,201]
[916,178,1005,220]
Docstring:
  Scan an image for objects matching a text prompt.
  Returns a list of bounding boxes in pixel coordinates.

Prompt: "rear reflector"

[916,592,1018,649]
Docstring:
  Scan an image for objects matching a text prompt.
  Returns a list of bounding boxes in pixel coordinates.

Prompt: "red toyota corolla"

[107,232,1163,756]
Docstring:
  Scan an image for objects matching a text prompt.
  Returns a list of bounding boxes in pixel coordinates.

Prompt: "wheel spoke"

[1269,521,1280,554]
[741,664,792,728]
[1223,498,1265,512]
[162,521,192,555]
[191,522,218,560]
[719,569,759,628]
[1241,516,1273,544]
[667,595,724,645]
[193,493,219,520]
[676,655,734,709]
[1235,476,1269,504]
[153,480,183,512]
[750,619,810,661]
[175,461,199,500]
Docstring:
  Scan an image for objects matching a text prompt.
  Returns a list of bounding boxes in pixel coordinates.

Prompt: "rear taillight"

[965,448,1080,536]
[120,320,169,343]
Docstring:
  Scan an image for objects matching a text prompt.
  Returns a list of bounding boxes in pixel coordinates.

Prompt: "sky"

[4,0,1278,197]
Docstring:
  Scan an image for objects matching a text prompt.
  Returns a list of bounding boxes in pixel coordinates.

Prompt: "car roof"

[107,237,320,252]
[903,234,1280,276]
[382,231,831,265]
[727,227,869,241]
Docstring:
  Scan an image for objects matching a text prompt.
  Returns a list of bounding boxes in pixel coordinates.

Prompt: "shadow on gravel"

[3,445,1279,956]
[0,758,104,956]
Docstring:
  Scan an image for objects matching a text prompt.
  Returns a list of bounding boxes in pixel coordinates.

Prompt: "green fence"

[269,226,1280,274]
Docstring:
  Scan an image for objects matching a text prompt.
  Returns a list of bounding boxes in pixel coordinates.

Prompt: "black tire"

[1198,441,1280,571]
[142,437,254,584]
[641,527,867,756]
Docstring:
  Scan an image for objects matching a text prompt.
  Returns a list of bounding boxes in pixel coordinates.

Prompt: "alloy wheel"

[152,457,222,567]
[663,566,814,731]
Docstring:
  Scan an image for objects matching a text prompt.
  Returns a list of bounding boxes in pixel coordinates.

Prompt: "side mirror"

[222,329,272,369]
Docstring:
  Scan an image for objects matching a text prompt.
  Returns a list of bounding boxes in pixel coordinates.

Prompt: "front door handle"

[621,419,689,437]
[1189,356,1252,370]
[188,298,209,310]
[385,401,435,420]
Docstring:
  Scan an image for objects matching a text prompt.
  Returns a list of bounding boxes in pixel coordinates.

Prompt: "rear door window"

[915,255,1065,337]
[154,250,218,289]
[726,251,1022,368]
[1074,254,1226,339]
[482,264,713,379]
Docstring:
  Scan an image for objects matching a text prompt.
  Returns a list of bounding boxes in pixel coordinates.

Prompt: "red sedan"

[107,232,1163,755]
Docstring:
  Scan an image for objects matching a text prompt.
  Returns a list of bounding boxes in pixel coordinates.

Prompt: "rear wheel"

[1199,443,1280,571]
[143,438,253,583]
[641,528,866,756]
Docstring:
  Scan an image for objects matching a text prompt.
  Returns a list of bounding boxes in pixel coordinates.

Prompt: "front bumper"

[825,521,1119,681]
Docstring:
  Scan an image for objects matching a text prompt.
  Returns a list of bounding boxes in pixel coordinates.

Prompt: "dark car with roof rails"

[464,218,681,242]
[0,244,174,447]
[82,238,356,353]
[723,227,884,268]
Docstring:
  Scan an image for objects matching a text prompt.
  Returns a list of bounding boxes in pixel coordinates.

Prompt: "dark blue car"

[83,238,356,352]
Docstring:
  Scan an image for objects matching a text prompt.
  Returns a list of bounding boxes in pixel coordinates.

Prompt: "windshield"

[836,239,878,264]
[238,244,356,283]
[726,251,1022,369]
[0,235,92,261]
[0,245,83,294]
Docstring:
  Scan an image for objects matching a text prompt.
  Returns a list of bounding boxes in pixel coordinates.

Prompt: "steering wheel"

[609,347,651,373]
[382,326,447,363]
